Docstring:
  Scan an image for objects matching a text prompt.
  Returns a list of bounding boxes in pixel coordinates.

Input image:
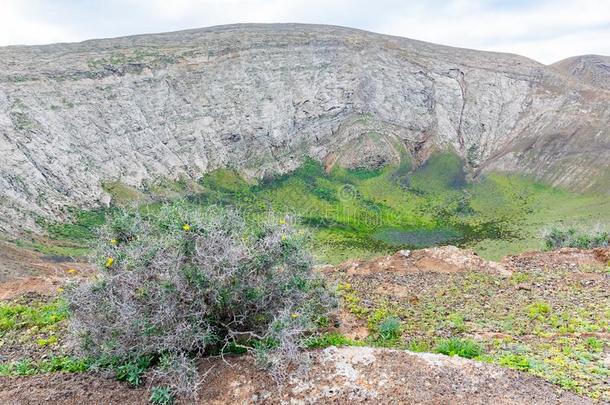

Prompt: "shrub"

[543,226,609,250]
[434,338,482,359]
[377,316,402,340]
[67,202,336,397]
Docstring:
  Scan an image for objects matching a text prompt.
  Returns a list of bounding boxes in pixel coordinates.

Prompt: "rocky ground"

[0,346,594,404]
[0,245,608,403]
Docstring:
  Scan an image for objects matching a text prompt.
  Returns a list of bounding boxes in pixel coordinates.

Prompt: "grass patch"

[434,338,482,359]
[0,299,68,333]
[304,332,363,349]
[0,357,90,376]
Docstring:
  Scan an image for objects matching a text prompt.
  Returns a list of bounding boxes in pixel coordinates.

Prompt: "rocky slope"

[552,55,610,90]
[1,24,609,233]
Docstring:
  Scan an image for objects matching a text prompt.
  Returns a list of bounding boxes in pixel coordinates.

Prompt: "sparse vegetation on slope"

[543,226,609,250]
[328,249,610,400]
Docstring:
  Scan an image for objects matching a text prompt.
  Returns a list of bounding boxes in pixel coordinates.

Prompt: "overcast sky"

[1,0,609,64]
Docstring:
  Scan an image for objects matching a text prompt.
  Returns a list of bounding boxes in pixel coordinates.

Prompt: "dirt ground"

[0,240,91,299]
[0,347,596,404]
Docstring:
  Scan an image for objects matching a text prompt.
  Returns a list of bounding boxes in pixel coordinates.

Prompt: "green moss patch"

[35,153,610,264]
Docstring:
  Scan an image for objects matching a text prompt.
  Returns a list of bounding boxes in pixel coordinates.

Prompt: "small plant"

[338,283,368,317]
[149,386,173,405]
[115,356,153,387]
[36,335,58,347]
[435,338,482,359]
[509,272,530,284]
[585,337,603,352]
[527,302,551,319]
[447,313,466,333]
[377,316,402,340]
[406,339,431,352]
[498,353,533,371]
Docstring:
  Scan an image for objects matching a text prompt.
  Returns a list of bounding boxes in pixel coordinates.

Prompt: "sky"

[1,0,609,64]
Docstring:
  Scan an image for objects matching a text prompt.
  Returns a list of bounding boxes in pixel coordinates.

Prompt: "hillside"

[1,24,609,234]
[552,55,610,90]
[0,245,608,402]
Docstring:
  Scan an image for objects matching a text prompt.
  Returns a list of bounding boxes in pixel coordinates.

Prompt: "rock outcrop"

[1,24,609,233]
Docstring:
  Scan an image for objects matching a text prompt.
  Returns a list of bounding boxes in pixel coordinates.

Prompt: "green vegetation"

[102,181,148,205]
[527,302,552,319]
[5,153,609,400]
[0,299,67,333]
[114,356,154,387]
[34,153,609,263]
[150,386,174,405]
[0,356,89,376]
[543,226,609,250]
[498,353,533,371]
[11,208,108,258]
[45,209,107,242]
[12,238,89,257]
[377,316,402,341]
[304,332,363,349]
[434,338,482,359]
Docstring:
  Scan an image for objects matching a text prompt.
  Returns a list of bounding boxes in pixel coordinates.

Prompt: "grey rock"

[0,24,608,234]
[398,249,411,258]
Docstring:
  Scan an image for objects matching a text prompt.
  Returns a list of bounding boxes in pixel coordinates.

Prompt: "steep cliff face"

[0,24,609,233]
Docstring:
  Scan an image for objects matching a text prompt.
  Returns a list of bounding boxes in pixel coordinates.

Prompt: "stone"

[398,249,412,258]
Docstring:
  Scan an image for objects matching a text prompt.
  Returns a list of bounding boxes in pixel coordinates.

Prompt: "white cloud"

[380,0,610,62]
[0,0,608,63]
[0,0,78,45]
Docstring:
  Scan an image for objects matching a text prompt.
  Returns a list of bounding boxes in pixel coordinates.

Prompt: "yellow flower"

[291,313,299,319]
[105,257,114,268]
[57,287,64,293]
[110,238,118,246]
[66,268,78,275]
[182,223,191,231]
[279,218,286,225]
[281,234,287,241]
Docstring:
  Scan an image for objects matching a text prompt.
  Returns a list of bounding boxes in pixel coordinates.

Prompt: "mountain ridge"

[551,54,610,90]
[0,23,608,233]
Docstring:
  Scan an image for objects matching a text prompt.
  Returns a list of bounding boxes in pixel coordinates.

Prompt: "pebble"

[398,250,411,258]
